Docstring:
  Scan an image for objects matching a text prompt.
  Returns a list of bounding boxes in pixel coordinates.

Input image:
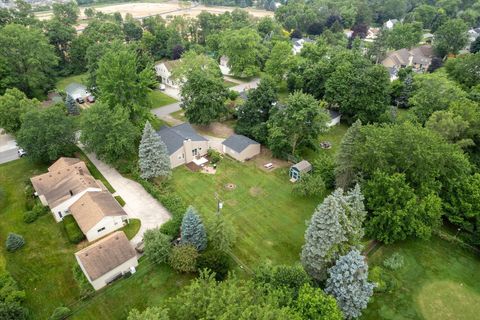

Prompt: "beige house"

[382,45,433,80]
[222,134,260,162]
[154,60,181,88]
[75,231,138,291]
[30,157,105,222]
[69,191,129,242]
[157,123,209,168]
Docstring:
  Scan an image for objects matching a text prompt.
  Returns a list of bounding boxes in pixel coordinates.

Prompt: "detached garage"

[222,134,260,162]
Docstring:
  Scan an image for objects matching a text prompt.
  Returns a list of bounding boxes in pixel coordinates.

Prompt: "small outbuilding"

[222,134,260,162]
[75,231,138,291]
[327,109,341,127]
[290,160,312,182]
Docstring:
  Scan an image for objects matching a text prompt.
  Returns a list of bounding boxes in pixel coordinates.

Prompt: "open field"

[171,158,321,267]
[363,236,480,320]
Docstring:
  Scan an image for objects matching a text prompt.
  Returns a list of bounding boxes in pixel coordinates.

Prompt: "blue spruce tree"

[181,206,207,251]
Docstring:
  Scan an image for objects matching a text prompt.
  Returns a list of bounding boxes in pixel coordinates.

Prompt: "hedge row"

[63,216,85,244]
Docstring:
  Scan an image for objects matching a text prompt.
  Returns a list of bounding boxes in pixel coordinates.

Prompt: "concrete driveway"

[82,151,171,246]
[0,130,19,164]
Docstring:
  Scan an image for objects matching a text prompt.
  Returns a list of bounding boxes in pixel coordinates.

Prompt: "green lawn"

[301,123,349,163]
[224,79,238,87]
[119,218,141,240]
[171,158,320,268]
[148,90,177,108]
[56,73,88,91]
[362,236,480,320]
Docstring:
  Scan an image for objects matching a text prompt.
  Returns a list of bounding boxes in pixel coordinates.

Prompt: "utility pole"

[214,192,223,215]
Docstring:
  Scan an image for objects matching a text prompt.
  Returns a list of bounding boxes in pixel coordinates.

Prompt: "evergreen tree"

[335,120,363,189]
[301,186,366,281]
[181,206,207,251]
[396,74,413,108]
[138,121,171,179]
[325,249,374,319]
[65,95,79,115]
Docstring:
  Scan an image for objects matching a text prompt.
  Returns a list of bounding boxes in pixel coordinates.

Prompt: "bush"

[49,307,70,320]
[159,215,183,238]
[72,264,94,297]
[207,149,222,164]
[24,184,35,211]
[383,252,405,270]
[32,203,48,217]
[228,90,239,101]
[197,249,230,280]
[6,233,25,252]
[23,211,38,224]
[169,244,199,273]
[63,216,85,244]
[144,228,172,264]
[292,172,325,197]
[0,302,29,320]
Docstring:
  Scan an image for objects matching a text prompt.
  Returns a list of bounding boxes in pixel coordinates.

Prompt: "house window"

[58,212,62,218]
[97,227,106,233]
[192,149,198,156]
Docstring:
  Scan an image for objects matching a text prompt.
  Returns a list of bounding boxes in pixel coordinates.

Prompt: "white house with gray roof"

[222,134,260,162]
[156,123,209,168]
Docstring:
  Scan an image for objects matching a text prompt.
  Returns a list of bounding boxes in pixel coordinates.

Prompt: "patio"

[185,157,217,174]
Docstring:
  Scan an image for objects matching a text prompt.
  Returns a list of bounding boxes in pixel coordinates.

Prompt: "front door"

[192,148,198,157]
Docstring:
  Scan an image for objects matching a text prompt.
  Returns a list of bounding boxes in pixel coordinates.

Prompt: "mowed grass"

[302,123,349,163]
[148,90,177,108]
[362,236,480,320]
[171,158,321,267]
[56,73,88,91]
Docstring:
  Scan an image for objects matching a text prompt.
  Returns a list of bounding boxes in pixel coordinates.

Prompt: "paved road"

[0,131,19,164]
[82,151,171,246]
[150,78,260,118]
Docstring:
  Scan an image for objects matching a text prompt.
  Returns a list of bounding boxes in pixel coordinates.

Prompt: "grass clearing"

[171,158,320,267]
[119,218,141,240]
[301,123,349,163]
[362,236,480,320]
[56,73,88,91]
[148,90,177,108]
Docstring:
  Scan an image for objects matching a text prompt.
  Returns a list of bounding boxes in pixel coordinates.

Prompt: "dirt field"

[36,1,273,22]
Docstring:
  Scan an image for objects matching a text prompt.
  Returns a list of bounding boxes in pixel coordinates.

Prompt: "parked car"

[76,97,85,104]
[135,241,144,254]
[86,95,95,103]
[17,148,27,157]
[159,84,166,91]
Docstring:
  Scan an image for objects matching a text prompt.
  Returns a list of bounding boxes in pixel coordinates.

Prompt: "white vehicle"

[17,148,27,157]
[159,84,166,91]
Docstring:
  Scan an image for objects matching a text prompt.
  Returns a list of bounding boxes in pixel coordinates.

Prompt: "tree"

[235,76,277,144]
[65,94,79,115]
[16,106,75,162]
[96,45,157,122]
[445,53,480,88]
[301,186,366,280]
[143,227,172,264]
[128,307,169,320]
[180,206,207,251]
[470,37,480,53]
[220,28,262,77]
[325,249,374,319]
[197,249,230,280]
[123,15,143,42]
[0,24,57,98]
[6,233,25,252]
[267,91,328,157]
[80,102,139,164]
[426,110,472,146]
[295,284,343,320]
[385,22,422,49]
[139,121,171,179]
[363,171,443,244]
[169,243,199,273]
[434,19,468,57]
[335,120,363,189]
[265,41,295,82]
[205,214,235,253]
[0,88,38,133]
[44,18,76,69]
[52,2,79,25]
[292,172,326,197]
[253,264,311,295]
[0,270,27,320]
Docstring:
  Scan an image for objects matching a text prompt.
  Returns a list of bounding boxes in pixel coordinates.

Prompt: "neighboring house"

[292,38,314,55]
[157,123,209,168]
[31,157,105,222]
[467,28,480,50]
[344,29,354,39]
[219,55,231,76]
[65,83,90,100]
[381,45,433,80]
[69,191,129,242]
[75,231,138,291]
[289,160,312,182]
[327,110,341,127]
[384,19,398,30]
[222,134,261,162]
[155,60,181,88]
[365,27,380,42]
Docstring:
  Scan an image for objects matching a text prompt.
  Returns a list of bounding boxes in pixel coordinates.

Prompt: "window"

[58,212,62,218]
[97,227,106,233]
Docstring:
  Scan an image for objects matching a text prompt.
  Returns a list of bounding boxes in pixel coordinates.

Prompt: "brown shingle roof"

[30,158,104,208]
[69,191,127,234]
[75,231,136,281]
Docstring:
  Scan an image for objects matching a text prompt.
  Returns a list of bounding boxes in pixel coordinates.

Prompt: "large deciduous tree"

[434,18,468,57]
[139,121,171,179]
[385,22,422,49]
[445,53,480,89]
[180,206,207,251]
[128,307,169,320]
[0,88,39,133]
[265,41,295,82]
[325,249,374,319]
[219,28,262,77]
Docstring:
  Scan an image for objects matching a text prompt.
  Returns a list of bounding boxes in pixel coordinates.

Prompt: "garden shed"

[289,160,312,182]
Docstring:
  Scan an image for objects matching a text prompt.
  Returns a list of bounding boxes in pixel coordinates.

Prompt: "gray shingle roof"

[156,123,207,155]
[222,134,259,153]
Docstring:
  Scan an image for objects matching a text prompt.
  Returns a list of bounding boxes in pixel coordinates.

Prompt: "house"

[290,160,312,182]
[365,27,380,42]
[30,157,105,222]
[384,19,398,30]
[155,60,182,88]
[222,134,261,162]
[69,191,129,242]
[75,231,138,291]
[344,29,354,39]
[65,83,90,101]
[219,55,231,76]
[327,109,341,127]
[156,123,209,168]
[381,45,433,80]
[291,38,314,55]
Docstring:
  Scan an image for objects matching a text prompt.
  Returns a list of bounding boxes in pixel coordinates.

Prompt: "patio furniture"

[264,162,274,169]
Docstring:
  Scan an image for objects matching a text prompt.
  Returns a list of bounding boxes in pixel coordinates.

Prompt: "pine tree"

[138,121,171,179]
[325,249,374,319]
[301,186,366,281]
[335,120,362,189]
[65,94,79,115]
[181,206,207,251]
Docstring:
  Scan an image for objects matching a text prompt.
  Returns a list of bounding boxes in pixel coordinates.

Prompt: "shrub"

[169,244,198,273]
[228,90,239,101]
[63,216,85,244]
[32,203,48,216]
[24,184,35,211]
[72,264,94,297]
[0,302,29,320]
[292,172,325,197]
[23,211,38,224]
[144,228,172,264]
[6,233,25,252]
[383,252,405,270]
[49,307,70,320]
[207,149,222,164]
[197,249,230,280]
